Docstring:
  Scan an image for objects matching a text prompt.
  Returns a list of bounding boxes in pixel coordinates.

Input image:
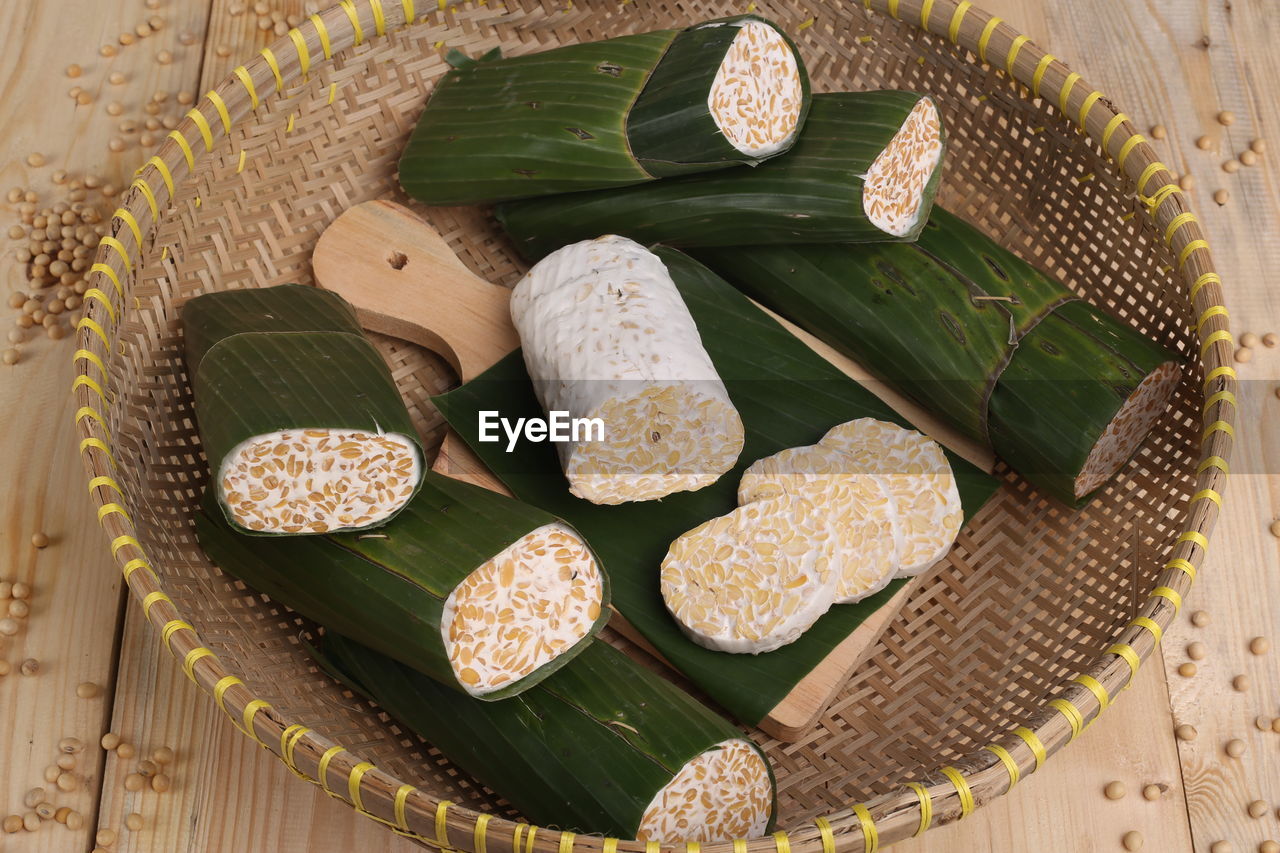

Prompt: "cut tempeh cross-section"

[738,443,901,603]
[661,495,840,654]
[510,236,744,504]
[705,19,805,158]
[861,96,945,237]
[819,418,962,577]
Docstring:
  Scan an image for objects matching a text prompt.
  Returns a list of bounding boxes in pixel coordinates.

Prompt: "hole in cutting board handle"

[387,251,408,270]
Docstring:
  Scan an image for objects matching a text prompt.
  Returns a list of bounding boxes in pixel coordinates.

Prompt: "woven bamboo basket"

[72,0,1235,849]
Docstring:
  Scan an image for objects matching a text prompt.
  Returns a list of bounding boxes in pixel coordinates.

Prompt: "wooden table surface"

[1,1,1277,851]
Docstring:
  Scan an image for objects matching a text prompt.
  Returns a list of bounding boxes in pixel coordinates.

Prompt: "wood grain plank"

[0,0,213,849]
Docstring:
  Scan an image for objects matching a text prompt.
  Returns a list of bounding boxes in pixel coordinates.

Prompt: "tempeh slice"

[861,96,945,236]
[738,443,900,603]
[704,19,805,158]
[660,495,840,654]
[819,418,962,577]
[510,235,744,504]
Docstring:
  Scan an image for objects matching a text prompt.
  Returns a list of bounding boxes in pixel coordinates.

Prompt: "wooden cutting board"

[312,199,992,741]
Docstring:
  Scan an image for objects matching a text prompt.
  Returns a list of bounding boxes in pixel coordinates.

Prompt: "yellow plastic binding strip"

[1057,72,1081,114]
[1077,90,1102,127]
[206,90,232,133]
[402,0,416,25]
[947,1,971,43]
[1150,585,1183,613]
[131,178,159,220]
[1202,390,1236,412]
[370,0,387,34]
[1031,54,1056,99]
[1200,329,1234,356]
[1177,531,1210,550]
[110,534,142,557]
[99,235,133,275]
[1203,420,1234,442]
[1116,134,1146,170]
[815,816,838,853]
[84,289,117,324]
[235,66,259,108]
[1005,34,1028,76]
[241,700,270,745]
[977,17,1002,63]
[122,558,155,583]
[145,155,175,197]
[773,830,791,853]
[289,28,311,76]
[182,646,214,680]
[114,208,143,247]
[940,766,974,817]
[731,840,746,853]
[1136,161,1166,193]
[1106,643,1140,680]
[851,807,879,853]
[1165,558,1197,581]
[79,437,116,467]
[1072,674,1110,709]
[1049,698,1084,739]
[983,743,1019,788]
[905,782,932,836]
[88,474,122,495]
[167,130,195,170]
[1131,615,1164,643]
[262,48,284,93]
[1101,113,1128,151]
[1163,212,1197,246]
[213,674,242,713]
[1197,455,1229,475]
[73,374,106,402]
[142,590,172,619]
[1195,305,1228,333]
[317,745,344,794]
[434,800,452,848]
[528,826,541,853]
[349,761,375,811]
[96,501,131,524]
[559,832,577,853]
[311,14,333,59]
[1179,239,1209,269]
[74,348,106,375]
[1012,726,1046,769]
[1190,272,1221,302]
[919,0,935,29]
[90,262,124,300]
[187,108,214,151]
[1202,365,1236,386]
[281,724,310,773]
[341,0,365,43]
[393,784,413,830]
[886,0,900,19]
[1191,488,1223,508]
[162,619,194,649]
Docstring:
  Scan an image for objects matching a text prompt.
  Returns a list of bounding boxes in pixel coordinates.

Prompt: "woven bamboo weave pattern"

[72,0,1232,850]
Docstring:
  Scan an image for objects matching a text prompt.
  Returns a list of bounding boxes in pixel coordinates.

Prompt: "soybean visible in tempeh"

[311,633,776,841]
[399,16,810,205]
[498,91,946,259]
[510,236,744,504]
[194,473,609,700]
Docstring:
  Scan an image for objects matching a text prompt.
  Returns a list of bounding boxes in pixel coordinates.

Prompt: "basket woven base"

[107,0,1201,833]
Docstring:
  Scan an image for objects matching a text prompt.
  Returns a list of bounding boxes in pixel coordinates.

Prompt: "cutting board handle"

[312,200,517,382]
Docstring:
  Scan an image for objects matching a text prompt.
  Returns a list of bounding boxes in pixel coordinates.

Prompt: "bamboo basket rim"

[71,0,1235,849]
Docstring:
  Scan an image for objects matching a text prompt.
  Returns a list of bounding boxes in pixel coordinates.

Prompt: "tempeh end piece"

[739,444,900,603]
[862,97,944,237]
[567,384,745,505]
[1075,360,1182,497]
[661,495,839,654]
[219,429,420,534]
[637,738,774,842]
[441,523,603,697]
[707,20,804,158]
[819,418,962,577]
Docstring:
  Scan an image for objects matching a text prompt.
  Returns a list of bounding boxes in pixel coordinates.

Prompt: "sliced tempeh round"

[441,522,603,696]
[510,235,744,504]
[661,495,840,654]
[1074,360,1182,495]
[638,738,774,841]
[861,96,945,237]
[819,418,962,577]
[706,20,805,158]
[738,443,900,603]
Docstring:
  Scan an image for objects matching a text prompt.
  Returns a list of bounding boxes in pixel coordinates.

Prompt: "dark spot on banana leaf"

[566,127,596,140]
[940,310,967,344]
[596,62,623,76]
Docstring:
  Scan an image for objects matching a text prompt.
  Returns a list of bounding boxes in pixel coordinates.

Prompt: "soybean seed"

[77,681,102,698]
[137,759,158,777]
[1248,800,1268,818]
[1224,159,1240,173]
[1178,662,1197,677]
[1187,641,1207,660]
[1175,724,1197,741]
[1235,347,1253,363]
[0,660,9,676]
[1261,842,1280,853]
[1211,843,1232,853]
[1142,784,1162,801]
[56,754,76,771]
[7,583,25,600]
[35,802,55,820]
[30,531,48,548]
[1241,150,1258,166]
[157,50,174,65]
[8,599,28,619]
[26,153,46,167]
[1232,674,1249,691]
[1214,189,1229,205]
[1225,738,1246,757]
[1241,331,1260,348]
[153,745,175,764]
[54,807,70,824]
[1217,110,1236,125]
[20,658,39,676]
[1256,715,1273,731]
[96,828,117,846]
[101,731,121,750]
[116,741,136,759]
[22,788,44,808]
[1150,124,1167,139]
[1105,781,1126,800]
[151,773,172,793]
[59,736,84,754]
[2,815,22,833]
[119,32,135,45]
[1191,610,1210,626]
[0,617,19,635]
[125,813,142,831]
[1122,830,1143,851]
[1197,135,1214,150]
[123,773,145,792]
[22,812,39,832]
[56,772,77,792]
[1263,332,1278,347]
[42,765,58,783]
[110,71,126,85]
[1179,173,1196,190]
[1248,636,1268,654]
[66,811,85,830]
